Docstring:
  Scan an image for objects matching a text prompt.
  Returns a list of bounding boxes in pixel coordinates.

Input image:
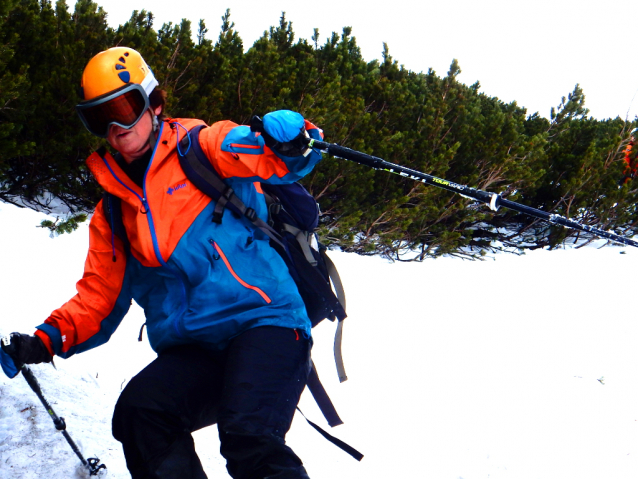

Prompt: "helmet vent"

[118,71,131,83]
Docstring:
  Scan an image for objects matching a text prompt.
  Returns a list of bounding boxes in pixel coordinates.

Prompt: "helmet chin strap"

[147,109,159,151]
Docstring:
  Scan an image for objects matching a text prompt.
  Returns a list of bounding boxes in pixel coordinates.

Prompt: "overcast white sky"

[74,0,638,121]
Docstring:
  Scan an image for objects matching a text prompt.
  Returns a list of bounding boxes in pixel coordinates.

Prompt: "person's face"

[106,105,161,164]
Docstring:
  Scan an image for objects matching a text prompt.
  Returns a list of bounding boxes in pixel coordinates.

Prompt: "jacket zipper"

[142,123,188,338]
[101,122,188,338]
[209,239,272,304]
[229,143,261,150]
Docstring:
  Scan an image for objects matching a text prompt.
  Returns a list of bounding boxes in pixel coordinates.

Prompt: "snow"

[0,202,637,478]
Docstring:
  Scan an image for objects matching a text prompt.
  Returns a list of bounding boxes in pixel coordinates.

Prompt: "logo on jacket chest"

[167,181,188,195]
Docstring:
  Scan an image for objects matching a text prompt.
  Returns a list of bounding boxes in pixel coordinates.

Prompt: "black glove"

[1,333,52,367]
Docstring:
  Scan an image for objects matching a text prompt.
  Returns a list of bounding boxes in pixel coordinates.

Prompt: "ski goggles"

[76,83,150,138]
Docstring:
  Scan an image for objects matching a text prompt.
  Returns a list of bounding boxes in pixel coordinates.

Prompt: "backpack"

[100,125,361,459]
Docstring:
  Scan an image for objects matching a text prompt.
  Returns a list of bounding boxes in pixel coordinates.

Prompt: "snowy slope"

[0,363,121,478]
[1,202,637,478]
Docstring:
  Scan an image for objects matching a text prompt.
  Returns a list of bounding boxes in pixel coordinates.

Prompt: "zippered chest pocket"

[208,239,272,304]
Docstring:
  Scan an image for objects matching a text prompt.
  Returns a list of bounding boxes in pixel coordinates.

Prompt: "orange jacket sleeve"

[198,119,323,184]
[35,202,133,358]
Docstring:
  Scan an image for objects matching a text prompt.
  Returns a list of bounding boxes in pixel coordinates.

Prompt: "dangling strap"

[296,407,364,462]
[303,362,363,459]
[306,361,343,427]
[138,323,146,342]
[322,250,348,383]
[323,250,346,309]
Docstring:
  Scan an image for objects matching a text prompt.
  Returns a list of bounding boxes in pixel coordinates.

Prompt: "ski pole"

[305,138,638,249]
[21,365,107,476]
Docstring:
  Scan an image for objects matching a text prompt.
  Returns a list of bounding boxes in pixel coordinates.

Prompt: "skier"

[622,128,638,183]
[1,46,324,479]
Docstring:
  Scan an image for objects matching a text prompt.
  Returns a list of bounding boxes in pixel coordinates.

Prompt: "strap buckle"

[244,208,257,221]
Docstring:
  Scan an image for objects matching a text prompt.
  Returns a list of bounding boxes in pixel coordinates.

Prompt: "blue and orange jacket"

[34,118,323,358]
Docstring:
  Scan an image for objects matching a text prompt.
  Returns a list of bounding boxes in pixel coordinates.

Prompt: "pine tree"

[0,0,110,214]
[506,85,638,248]
[1,3,636,254]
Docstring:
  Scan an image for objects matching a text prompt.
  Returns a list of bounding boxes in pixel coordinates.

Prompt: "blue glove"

[261,110,309,157]
[1,345,20,378]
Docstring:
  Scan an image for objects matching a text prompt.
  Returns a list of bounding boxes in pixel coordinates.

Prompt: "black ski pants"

[112,326,311,479]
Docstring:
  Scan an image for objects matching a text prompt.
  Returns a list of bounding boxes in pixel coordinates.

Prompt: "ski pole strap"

[307,138,638,248]
[296,407,364,461]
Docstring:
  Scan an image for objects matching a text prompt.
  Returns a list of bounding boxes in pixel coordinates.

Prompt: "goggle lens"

[77,87,148,137]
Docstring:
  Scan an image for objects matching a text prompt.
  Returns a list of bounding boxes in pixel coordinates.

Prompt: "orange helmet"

[76,47,159,137]
[80,47,158,100]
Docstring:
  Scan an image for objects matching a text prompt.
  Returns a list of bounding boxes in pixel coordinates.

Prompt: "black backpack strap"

[180,127,237,224]
[178,126,286,245]
[102,191,130,260]
[96,147,131,261]
[302,363,363,460]
[306,361,343,427]
[296,407,364,462]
